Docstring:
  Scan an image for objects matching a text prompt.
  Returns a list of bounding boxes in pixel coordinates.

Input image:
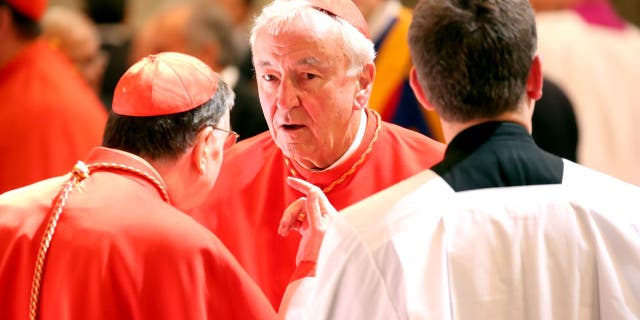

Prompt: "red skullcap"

[306,0,370,39]
[113,52,218,117]
[5,0,48,21]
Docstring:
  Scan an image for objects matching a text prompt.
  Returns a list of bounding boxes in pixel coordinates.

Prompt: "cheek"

[257,82,275,103]
[323,87,356,113]
[257,93,276,123]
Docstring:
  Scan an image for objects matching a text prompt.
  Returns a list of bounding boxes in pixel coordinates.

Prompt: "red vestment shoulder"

[0,147,275,319]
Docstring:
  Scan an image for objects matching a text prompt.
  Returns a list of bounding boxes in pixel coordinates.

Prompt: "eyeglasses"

[212,127,239,149]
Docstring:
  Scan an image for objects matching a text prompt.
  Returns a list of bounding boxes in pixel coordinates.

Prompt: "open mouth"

[282,124,305,130]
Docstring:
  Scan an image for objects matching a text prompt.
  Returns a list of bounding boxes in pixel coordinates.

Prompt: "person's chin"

[278,138,309,159]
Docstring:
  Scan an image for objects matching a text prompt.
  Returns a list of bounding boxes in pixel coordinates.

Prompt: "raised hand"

[279,177,337,265]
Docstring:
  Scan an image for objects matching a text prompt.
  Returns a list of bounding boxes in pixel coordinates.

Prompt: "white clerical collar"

[322,108,367,171]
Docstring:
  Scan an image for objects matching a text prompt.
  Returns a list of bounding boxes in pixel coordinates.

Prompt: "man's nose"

[276,77,300,110]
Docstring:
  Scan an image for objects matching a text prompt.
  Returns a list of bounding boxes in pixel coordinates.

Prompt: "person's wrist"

[290,260,317,281]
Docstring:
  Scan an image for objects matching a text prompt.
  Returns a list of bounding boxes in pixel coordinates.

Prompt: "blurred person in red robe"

[0,52,275,319]
[0,0,107,194]
[189,0,445,308]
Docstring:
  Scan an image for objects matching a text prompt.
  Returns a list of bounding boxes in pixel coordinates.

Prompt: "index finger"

[286,177,321,196]
[287,177,336,229]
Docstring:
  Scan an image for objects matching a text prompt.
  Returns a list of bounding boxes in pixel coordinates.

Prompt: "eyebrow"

[299,57,321,67]
[255,56,325,69]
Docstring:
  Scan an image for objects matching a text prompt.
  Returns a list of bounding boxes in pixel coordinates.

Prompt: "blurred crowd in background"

[1,0,639,194]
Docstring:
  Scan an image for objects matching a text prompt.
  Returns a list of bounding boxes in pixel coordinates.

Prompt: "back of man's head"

[103,52,234,161]
[408,0,537,122]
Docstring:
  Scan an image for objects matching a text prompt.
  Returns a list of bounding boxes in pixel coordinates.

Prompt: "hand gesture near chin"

[279,177,338,265]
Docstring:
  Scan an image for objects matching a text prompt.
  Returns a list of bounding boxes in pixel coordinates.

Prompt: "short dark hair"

[102,79,234,161]
[1,1,41,39]
[408,0,537,122]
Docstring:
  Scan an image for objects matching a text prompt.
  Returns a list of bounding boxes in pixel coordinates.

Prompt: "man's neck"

[442,111,532,144]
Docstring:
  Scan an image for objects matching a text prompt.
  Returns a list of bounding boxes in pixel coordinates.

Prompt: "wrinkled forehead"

[252,25,345,71]
[252,10,346,57]
[256,8,341,42]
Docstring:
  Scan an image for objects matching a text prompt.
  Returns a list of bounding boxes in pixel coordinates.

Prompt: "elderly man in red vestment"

[189,0,446,308]
[0,0,107,194]
[0,52,275,319]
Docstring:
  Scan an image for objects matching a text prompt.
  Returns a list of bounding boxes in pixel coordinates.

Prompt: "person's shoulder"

[221,131,280,175]
[122,204,228,256]
[0,176,67,207]
[380,120,431,140]
[562,160,640,198]
[340,170,452,236]
[0,177,78,245]
[105,206,245,291]
[225,131,275,159]
[380,120,446,152]
[218,131,280,180]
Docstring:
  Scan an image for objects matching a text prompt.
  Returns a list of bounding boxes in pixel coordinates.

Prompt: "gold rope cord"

[284,110,383,195]
[29,161,170,320]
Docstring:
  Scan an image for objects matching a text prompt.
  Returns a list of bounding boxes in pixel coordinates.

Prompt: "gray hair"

[249,0,375,77]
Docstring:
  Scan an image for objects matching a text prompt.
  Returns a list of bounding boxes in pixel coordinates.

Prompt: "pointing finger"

[287,177,320,196]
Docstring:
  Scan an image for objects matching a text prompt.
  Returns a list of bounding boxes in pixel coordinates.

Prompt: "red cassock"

[0,147,276,319]
[189,108,445,308]
[0,39,107,194]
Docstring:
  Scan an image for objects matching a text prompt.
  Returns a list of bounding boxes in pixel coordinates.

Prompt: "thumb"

[279,197,306,236]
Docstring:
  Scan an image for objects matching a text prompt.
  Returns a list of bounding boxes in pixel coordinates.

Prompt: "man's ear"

[191,126,217,175]
[354,63,375,109]
[409,67,435,111]
[527,55,543,101]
